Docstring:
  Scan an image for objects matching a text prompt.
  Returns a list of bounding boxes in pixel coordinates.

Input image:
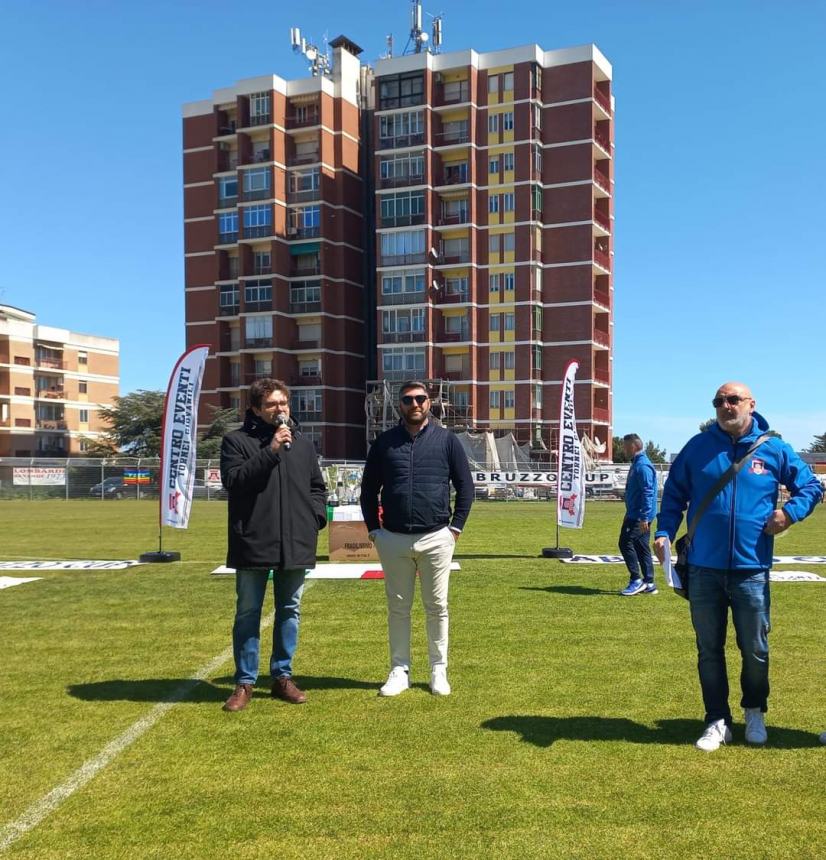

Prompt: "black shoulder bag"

[673,434,770,599]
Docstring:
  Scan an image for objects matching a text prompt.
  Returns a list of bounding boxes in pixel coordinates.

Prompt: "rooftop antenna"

[290,26,332,77]
[404,0,429,54]
[431,14,443,53]
[385,33,394,59]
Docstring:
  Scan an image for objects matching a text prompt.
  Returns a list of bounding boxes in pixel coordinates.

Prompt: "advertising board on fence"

[473,471,613,486]
[13,467,66,486]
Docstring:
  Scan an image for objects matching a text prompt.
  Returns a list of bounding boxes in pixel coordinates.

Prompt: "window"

[489,273,501,293]
[504,272,515,292]
[490,314,501,332]
[489,352,501,370]
[503,72,514,91]
[488,194,499,214]
[292,389,322,414]
[219,285,239,307]
[78,351,88,365]
[244,280,272,303]
[290,169,320,193]
[380,192,425,223]
[381,270,425,296]
[243,169,270,194]
[290,281,321,305]
[533,305,543,332]
[382,348,425,373]
[504,313,515,331]
[253,250,271,274]
[503,112,514,131]
[532,184,543,214]
[504,390,515,409]
[489,390,501,409]
[245,315,272,340]
[534,384,543,408]
[445,314,467,334]
[489,234,501,253]
[219,211,238,238]
[488,75,499,94]
[382,308,425,333]
[249,92,271,122]
[380,229,426,260]
[254,359,273,377]
[503,192,515,212]
[504,351,515,369]
[488,113,499,133]
[503,152,514,172]
[533,145,543,173]
[79,409,89,423]
[243,206,271,229]
[379,72,424,109]
[299,360,320,377]
[489,156,499,174]
[532,346,542,371]
[78,381,87,394]
[219,176,237,201]
[534,103,542,130]
[503,232,515,252]
[445,276,468,297]
[443,162,468,184]
[531,64,542,92]
[379,111,424,144]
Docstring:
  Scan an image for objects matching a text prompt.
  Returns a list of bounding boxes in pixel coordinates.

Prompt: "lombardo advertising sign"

[13,468,66,486]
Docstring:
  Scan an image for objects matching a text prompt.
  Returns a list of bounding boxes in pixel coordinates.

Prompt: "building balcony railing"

[594,87,612,114]
[289,225,321,239]
[287,188,321,204]
[439,328,470,343]
[244,300,272,313]
[441,368,470,381]
[382,331,427,344]
[378,133,425,150]
[594,129,612,154]
[38,390,67,399]
[440,172,470,186]
[252,265,273,276]
[291,262,321,277]
[594,167,610,194]
[437,290,469,304]
[381,368,422,382]
[293,410,322,423]
[35,420,67,430]
[380,212,426,228]
[243,225,273,240]
[245,337,273,349]
[294,339,321,350]
[434,129,470,146]
[35,358,66,370]
[248,114,271,126]
[240,188,272,202]
[289,301,322,314]
[217,196,238,209]
[287,152,320,166]
[379,173,425,189]
[218,232,239,245]
[594,369,610,385]
[217,152,239,172]
[594,248,611,270]
[437,83,470,105]
[592,406,610,423]
[220,340,241,353]
[379,253,427,267]
[594,209,611,231]
[287,112,320,128]
[228,373,241,387]
[593,329,610,348]
[36,445,68,455]
[292,373,322,386]
[249,150,272,164]
[438,252,470,265]
[219,304,240,316]
[439,211,469,226]
[594,289,610,309]
[378,291,426,306]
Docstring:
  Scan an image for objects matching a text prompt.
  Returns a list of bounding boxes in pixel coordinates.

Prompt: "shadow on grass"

[520,585,616,596]
[481,715,821,748]
[68,674,377,703]
[455,553,542,560]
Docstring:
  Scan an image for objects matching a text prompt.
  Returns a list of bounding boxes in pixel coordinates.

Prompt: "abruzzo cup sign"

[160,345,210,528]
[557,360,585,528]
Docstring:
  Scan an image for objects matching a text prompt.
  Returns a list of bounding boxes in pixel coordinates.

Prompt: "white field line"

[0,591,303,852]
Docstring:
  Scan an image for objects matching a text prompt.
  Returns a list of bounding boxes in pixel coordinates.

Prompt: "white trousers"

[374,527,456,670]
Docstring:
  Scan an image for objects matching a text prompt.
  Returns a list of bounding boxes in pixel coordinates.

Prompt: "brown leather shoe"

[223,683,253,712]
[271,676,307,704]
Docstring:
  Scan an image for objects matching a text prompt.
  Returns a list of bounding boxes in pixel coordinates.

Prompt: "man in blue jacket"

[360,380,474,698]
[618,433,659,596]
[654,382,822,751]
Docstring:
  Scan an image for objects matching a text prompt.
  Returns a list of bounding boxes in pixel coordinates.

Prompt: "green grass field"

[1,500,824,859]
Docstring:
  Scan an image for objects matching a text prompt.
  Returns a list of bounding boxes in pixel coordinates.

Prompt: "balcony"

[35,420,67,430]
[594,248,610,271]
[35,357,66,370]
[244,300,272,313]
[291,261,321,277]
[289,225,321,239]
[382,331,426,344]
[440,170,469,186]
[287,188,321,204]
[379,253,427,267]
[592,406,610,423]
[382,368,423,382]
[594,86,612,115]
[437,82,470,106]
[219,303,240,317]
[434,128,470,146]
[378,291,426,306]
[36,445,68,456]
[38,389,67,399]
[289,301,322,314]
[288,151,320,166]
[245,337,273,349]
[248,113,271,127]
[378,133,425,150]
[240,187,272,202]
[439,210,469,226]
[594,368,610,385]
[217,196,238,209]
[243,225,273,240]
[442,367,470,381]
[294,339,321,350]
[217,152,239,172]
[293,410,322,423]
[287,111,320,128]
[594,167,610,195]
[379,173,425,189]
[253,264,273,276]
[380,212,426,228]
[594,288,610,309]
[438,250,470,265]
[218,232,239,245]
[439,327,470,343]
[594,128,612,155]
[593,329,610,348]
[292,373,322,386]
[250,150,272,164]
[436,289,469,304]
[594,209,611,232]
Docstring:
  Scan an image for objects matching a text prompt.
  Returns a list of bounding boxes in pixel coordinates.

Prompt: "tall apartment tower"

[0,304,119,456]
[182,37,369,458]
[371,44,613,456]
[183,39,613,460]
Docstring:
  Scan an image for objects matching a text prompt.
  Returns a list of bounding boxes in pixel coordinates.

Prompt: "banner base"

[139,551,181,563]
[541,547,573,559]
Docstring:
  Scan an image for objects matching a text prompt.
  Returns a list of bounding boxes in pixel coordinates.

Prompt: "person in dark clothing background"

[360,380,474,698]
[220,378,327,712]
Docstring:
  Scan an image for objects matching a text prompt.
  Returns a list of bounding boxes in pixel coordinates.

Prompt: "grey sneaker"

[642,582,658,595]
[695,719,733,752]
[744,707,767,745]
[621,579,645,596]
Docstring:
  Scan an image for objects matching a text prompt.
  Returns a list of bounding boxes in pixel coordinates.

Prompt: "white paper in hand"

[661,537,682,589]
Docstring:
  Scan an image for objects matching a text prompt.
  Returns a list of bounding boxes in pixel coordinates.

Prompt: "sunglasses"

[712,395,751,408]
[400,394,428,406]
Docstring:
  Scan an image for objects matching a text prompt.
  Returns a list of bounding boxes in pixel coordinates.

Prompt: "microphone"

[275,413,291,450]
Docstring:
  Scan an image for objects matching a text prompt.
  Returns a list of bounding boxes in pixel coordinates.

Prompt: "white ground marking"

[0,583,310,852]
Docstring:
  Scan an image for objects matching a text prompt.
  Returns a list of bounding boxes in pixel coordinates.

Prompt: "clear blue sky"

[2,0,823,454]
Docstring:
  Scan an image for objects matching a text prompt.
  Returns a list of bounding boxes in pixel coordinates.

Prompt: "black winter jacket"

[220,410,327,570]
[360,420,473,534]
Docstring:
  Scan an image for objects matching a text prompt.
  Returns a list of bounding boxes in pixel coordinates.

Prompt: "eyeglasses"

[400,394,428,406]
[712,394,751,408]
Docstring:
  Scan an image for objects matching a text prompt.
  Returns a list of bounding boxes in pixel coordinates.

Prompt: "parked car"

[89,477,130,499]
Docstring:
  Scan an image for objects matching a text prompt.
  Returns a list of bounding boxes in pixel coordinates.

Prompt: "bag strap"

[686,434,770,544]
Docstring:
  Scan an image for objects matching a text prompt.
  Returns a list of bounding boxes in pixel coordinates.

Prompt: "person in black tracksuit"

[220,379,327,712]
[360,380,473,698]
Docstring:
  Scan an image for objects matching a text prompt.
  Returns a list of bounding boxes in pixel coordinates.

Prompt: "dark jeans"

[618,517,654,583]
[688,566,771,725]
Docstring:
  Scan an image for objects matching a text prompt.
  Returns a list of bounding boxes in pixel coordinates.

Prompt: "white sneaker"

[378,667,410,697]
[695,719,733,752]
[744,707,768,745]
[429,665,451,696]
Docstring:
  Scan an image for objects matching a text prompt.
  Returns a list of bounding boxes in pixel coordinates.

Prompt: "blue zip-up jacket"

[624,451,658,522]
[655,412,822,570]
[360,420,474,535]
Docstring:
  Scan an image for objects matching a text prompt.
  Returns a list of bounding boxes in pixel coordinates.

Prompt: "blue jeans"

[618,517,654,583]
[232,568,306,685]
[688,566,771,724]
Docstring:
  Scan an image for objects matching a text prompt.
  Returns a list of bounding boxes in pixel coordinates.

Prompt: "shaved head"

[714,381,755,439]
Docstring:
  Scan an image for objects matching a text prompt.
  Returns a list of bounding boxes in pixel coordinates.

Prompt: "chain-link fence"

[0,457,672,502]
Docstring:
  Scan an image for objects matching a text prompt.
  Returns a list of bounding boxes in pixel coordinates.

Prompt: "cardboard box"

[328,506,378,562]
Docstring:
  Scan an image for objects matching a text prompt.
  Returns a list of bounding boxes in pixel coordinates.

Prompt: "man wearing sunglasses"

[654,382,822,751]
[360,380,474,697]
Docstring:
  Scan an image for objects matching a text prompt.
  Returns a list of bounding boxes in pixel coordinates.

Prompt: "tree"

[93,390,165,456]
[197,406,242,460]
[644,440,668,464]
[806,432,826,453]
[612,436,630,463]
